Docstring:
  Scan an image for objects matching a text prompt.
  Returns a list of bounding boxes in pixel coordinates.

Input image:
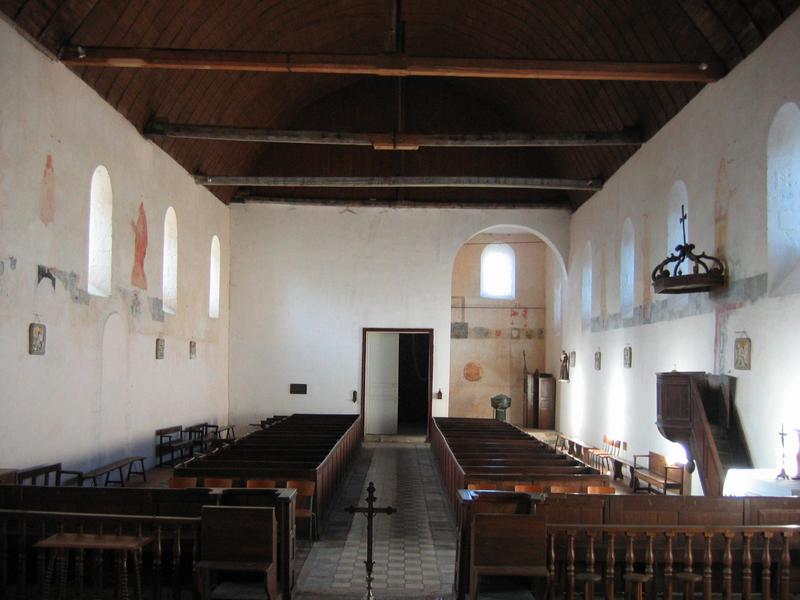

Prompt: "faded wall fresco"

[131,202,148,289]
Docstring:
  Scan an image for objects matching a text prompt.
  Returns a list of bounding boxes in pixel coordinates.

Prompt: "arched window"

[480,243,515,300]
[620,218,635,319]
[768,102,800,296]
[667,181,689,256]
[88,166,113,297]
[162,207,178,315]
[582,242,592,330]
[209,235,221,319]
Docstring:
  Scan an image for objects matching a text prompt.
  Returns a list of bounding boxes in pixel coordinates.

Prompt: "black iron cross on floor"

[345,481,397,600]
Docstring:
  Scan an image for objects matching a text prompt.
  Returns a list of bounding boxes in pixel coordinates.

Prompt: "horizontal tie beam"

[197,175,603,192]
[145,122,643,149]
[60,47,723,82]
[231,195,572,210]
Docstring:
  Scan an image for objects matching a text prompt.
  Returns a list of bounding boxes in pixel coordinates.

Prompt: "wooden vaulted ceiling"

[2,0,797,209]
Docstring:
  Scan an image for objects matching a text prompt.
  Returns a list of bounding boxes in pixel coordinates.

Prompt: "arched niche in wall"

[582,242,593,331]
[767,102,800,296]
[88,166,113,297]
[620,218,635,320]
[98,312,130,464]
[449,224,556,425]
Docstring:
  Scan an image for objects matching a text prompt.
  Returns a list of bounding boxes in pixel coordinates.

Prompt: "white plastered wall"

[228,206,569,424]
[0,19,230,471]
[558,9,800,486]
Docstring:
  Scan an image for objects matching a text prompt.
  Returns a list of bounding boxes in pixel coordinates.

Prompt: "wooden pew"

[80,456,146,487]
[155,426,194,467]
[175,413,362,523]
[15,463,82,486]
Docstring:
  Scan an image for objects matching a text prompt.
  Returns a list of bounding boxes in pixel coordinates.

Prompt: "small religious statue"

[559,351,570,381]
[777,425,789,480]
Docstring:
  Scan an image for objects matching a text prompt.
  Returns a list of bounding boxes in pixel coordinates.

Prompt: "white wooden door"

[364,332,399,434]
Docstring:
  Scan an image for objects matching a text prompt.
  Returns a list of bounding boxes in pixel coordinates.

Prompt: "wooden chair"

[514,484,544,494]
[287,480,317,541]
[469,513,549,600]
[586,485,616,495]
[195,505,278,600]
[169,476,198,489]
[203,477,233,488]
[247,479,278,489]
[467,482,498,491]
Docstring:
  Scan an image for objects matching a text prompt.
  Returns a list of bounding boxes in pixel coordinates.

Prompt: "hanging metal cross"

[777,425,789,480]
[680,204,689,246]
[345,481,397,600]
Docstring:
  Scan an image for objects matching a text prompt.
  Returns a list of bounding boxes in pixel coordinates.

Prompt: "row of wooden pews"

[432,417,610,510]
[174,413,361,525]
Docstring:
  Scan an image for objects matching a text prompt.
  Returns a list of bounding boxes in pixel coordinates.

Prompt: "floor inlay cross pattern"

[295,443,457,599]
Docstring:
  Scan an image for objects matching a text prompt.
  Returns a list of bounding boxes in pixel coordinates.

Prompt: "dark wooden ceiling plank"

[14,0,59,40]
[534,2,622,180]
[37,0,99,50]
[773,0,800,17]
[737,0,785,35]
[706,0,765,54]
[102,1,174,111]
[0,0,28,19]
[197,175,604,191]
[81,1,147,90]
[634,3,693,128]
[676,0,746,64]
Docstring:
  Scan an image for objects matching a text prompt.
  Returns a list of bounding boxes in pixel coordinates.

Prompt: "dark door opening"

[397,333,431,436]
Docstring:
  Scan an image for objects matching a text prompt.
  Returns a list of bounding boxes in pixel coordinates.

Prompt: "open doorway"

[361,328,433,440]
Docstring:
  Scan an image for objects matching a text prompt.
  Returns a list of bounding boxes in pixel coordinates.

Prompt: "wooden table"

[35,533,152,600]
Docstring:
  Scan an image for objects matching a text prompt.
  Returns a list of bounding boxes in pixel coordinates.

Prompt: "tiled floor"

[294,442,457,599]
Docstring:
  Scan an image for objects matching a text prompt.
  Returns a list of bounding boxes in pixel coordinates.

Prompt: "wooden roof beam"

[60,47,724,82]
[231,195,572,210]
[145,122,643,149]
[195,175,603,192]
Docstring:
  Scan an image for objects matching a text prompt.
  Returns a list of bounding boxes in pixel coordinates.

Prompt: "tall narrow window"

[162,207,178,315]
[768,102,800,296]
[209,235,221,319]
[480,243,515,299]
[582,242,592,330]
[553,276,562,333]
[88,166,113,297]
[620,219,635,319]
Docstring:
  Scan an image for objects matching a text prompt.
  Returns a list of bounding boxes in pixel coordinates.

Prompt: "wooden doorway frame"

[360,327,434,442]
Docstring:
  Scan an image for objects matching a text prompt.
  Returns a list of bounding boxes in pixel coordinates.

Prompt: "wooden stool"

[624,573,652,600]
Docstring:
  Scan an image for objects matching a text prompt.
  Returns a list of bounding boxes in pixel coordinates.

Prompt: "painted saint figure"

[131,202,148,289]
[559,351,569,381]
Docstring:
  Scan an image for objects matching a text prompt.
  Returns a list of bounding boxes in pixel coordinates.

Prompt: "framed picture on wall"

[29,323,46,355]
[623,345,632,369]
[594,350,602,371]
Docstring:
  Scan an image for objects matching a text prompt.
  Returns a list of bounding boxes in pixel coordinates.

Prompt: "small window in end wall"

[88,165,113,297]
[162,207,178,315]
[480,243,515,300]
[209,235,221,319]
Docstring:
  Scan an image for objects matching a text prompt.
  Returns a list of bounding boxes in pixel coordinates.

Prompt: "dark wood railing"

[548,524,798,600]
[0,509,200,599]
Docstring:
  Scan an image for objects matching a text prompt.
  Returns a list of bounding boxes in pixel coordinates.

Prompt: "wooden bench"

[155,426,194,467]
[16,463,82,486]
[81,457,146,487]
[195,505,278,600]
[632,451,684,495]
